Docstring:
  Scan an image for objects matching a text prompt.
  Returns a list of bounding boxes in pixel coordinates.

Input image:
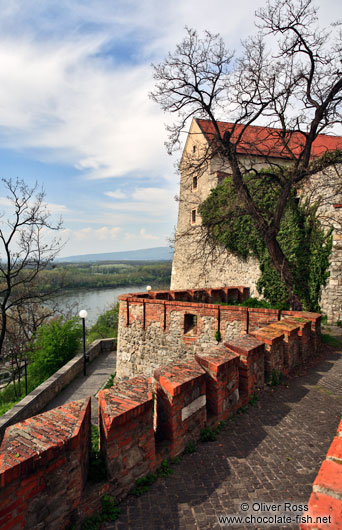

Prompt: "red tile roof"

[196,119,342,160]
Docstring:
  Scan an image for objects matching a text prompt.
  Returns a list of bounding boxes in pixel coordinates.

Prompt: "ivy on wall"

[199,174,332,311]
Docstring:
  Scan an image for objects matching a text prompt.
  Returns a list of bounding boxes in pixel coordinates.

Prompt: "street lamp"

[79,309,88,376]
[146,285,152,292]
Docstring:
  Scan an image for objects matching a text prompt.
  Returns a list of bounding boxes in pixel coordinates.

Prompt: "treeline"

[37,261,172,293]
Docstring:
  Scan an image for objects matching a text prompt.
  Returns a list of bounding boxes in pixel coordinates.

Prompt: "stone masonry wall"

[171,118,342,323]
[116,287,310,381]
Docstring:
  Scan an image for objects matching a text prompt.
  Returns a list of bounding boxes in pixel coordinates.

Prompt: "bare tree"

[150,0,342,309]
[0,178,63,358]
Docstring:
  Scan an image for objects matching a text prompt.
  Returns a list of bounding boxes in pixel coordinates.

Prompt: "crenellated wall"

[116,287,320,380]
[0,307,325,529]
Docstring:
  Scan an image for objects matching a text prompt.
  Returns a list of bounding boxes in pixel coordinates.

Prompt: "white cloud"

[0,0,338,182]
[72,226,121,241]
[139,228,160,240]
[0,197,11,207]
[124,228,161,241]
[46,202,69,214]
[104,190,127,200]
[103,186,178,217]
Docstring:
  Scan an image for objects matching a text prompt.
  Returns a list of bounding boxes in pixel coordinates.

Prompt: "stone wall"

[0,338,115,442]
[171,118,342,323]
[116,287,251,379]
[0,310,322,529]
[116,287,319,381]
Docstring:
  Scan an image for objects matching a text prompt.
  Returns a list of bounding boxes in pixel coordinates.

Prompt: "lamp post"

[24,359,28,395]
[146,285,152,292]
[79,309,88,376]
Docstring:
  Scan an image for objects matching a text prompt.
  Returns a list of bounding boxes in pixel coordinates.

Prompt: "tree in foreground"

[0,178,63,361]
[150,0,342,309]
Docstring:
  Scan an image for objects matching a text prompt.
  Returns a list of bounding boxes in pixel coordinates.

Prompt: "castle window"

[184,313,197,334]
[217,171,230,186]
[192,145,196,154]
[191,209,197,224]
[192,176,198,190]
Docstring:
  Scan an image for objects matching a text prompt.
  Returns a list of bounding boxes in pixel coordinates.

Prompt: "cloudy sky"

[0,0,340,257]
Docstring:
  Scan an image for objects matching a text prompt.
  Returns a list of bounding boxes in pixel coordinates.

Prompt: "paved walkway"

[106,341,342,530]
[43,349,116,424]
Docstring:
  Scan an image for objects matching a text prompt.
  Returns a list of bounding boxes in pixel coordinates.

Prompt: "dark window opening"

[192,145,196,153]
[184,313,197,334]
[217,172,230,186]
[191,209,197,224]
[192,176,198,190]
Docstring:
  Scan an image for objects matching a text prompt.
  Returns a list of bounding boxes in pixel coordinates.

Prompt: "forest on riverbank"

[37,260,172,293]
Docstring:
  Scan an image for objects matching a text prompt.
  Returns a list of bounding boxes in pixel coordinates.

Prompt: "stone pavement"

[43,349,116,424]
[105,342,342,530]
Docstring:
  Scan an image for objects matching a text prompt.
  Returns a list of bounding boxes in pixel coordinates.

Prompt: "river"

[52,285,147,326]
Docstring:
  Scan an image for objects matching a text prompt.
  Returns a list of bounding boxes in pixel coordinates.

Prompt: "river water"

[52,285,147,326]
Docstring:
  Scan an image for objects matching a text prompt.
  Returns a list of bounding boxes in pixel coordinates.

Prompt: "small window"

[217,171,230,186]
[192,176,198,190]
[192,145,196,154]
[191,209,197,224]
[184,314,197,334]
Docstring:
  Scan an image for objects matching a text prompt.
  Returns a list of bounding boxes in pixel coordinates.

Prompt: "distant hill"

[57,246,174,263]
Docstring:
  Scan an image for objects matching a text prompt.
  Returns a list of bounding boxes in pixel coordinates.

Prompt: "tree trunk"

[265,234,303,310]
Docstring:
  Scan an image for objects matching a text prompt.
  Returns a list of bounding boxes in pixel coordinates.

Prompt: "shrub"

[28,317,82,381]
[87,305,119,343]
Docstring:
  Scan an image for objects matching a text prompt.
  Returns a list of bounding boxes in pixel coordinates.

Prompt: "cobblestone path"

[105,345,342,530]
[43,349,116,424]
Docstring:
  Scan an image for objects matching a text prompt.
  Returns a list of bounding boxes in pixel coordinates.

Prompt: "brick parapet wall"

[117,287,322,381]
[0,338,115,443]
[0,300,323,529]
[282,317,313,363]
[300,418,342,530]
[224,335,265,402]
[195,347,240,423]
[154,361,207,458]
[268,321,300,374]
[98,376,155,500]
[0,398,91,530]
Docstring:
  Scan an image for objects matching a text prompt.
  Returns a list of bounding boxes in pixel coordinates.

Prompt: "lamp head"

[79,309,88,319]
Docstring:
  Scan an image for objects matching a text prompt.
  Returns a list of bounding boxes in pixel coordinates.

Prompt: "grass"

[81,495,120,529]
[104,372,116,389]
[321,333,342,349]
[0,400,19,416]
[88,425,107,483]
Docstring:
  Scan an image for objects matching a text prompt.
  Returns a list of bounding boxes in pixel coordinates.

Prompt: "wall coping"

[0,397,91,487]
[0,338,115,442]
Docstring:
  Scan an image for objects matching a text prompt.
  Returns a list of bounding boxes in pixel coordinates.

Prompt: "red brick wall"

[98,376,155,500]
[300,417,342,530]
[0,303,323,529]
[0,398,91,530]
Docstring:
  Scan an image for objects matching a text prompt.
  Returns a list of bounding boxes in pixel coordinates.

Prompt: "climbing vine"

[199,174,332,311]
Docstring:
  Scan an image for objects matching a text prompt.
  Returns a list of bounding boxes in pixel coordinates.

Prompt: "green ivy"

[199,174,332,311]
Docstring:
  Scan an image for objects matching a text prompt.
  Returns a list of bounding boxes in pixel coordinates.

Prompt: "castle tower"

[171,118,342,322]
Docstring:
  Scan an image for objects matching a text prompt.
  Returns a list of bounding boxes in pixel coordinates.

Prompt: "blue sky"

[0,0,340,257]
